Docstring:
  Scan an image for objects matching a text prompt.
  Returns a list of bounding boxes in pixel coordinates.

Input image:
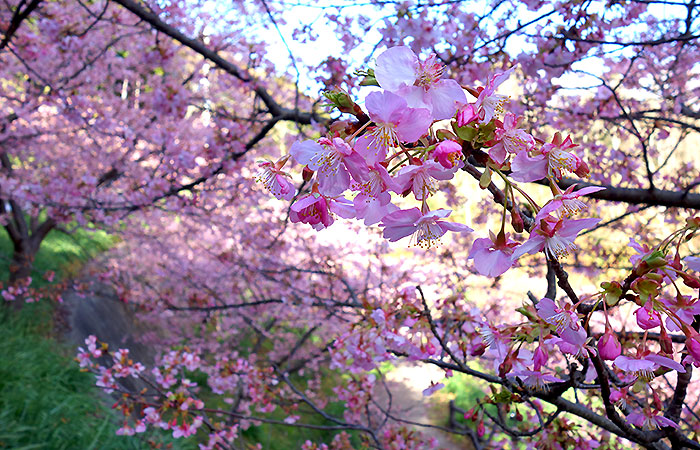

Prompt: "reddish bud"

[533,345,548,370]
[302,167,314,183]
[498,358,513,378]
[660,325,674,354]
[511,208,524,233]
[574,160,590,178]
[680,271,700,289]
[470,342,487,356]
[477,420,486,438]
[464,408,475,421]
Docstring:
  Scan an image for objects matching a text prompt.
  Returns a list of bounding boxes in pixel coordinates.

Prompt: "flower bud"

[533,345,548,370]
[302,167,314,183]
[680,271,700,289]
[470,342,487,357]
[597,331,621,360]
[477,420,485,438]
[686,333,700,362]
[635,304,661,330]
[511,208,524,233]
[660,326,674,354]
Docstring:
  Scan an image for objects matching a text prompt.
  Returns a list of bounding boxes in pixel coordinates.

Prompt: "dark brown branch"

[0,0,42,50]
[111,0,322,126]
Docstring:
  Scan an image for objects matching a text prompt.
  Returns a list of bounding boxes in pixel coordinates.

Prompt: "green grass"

[1,226,359,449]
[0,227,186,449]
[0,302,184,449]
[0,226,115,286]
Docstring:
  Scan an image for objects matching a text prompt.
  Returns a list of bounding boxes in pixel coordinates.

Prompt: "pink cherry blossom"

[628,410,679,430]
[379,208,472,248]
[255,160,296,201]
[536,297,579,335]
[364,90,432,147]
[511,133,588,182]
[512,215,600,260]
[488,113,534,165]
[290,137,368,196]
[634,303,661,330]
[394,160,458,201]
[460,66,515,125]
[510,369,563,391]
[289,192,354,230]
[661,295,700,332]
[614,353,685,379]
[374,46,466,120]
[597,331,622,360]
[468,231,518,277]
[350,161,400,225]
[432,140,464,169]
[685,256,700,271]
[536,185,606,220]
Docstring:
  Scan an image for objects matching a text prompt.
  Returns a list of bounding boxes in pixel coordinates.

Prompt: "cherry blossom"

[379,208,472,247]
[468,231,518,277]
[374,46,466,120]
[512,216,600,260]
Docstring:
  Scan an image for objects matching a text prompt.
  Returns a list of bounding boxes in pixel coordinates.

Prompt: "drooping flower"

[661,295,700,332]
[374,46,466,120]
[289,191,355,231]
[255,159,296,201]
[512,215,600,260]
[536,297,579,335]
[628,409,679,430]
[614,353,685,380]
[468,231,519,277]
[597,331,622,360]
[290,137,368,196]
[394,160,458,201]
[634,303,661,330]
[352,163,399,225]
[379,208,472,248]
[536,185,606,220]
[510,368,563,391]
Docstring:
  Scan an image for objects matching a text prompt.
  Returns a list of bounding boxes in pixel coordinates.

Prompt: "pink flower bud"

[635,304,661,330]
[597,331,622,360]
[477,420,485,438]
[686,334,700,362]
[533,345,548,370]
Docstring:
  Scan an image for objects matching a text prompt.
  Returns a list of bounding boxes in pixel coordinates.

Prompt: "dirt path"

[373,362,475,450]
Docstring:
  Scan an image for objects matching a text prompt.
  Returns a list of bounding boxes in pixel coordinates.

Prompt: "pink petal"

[374,46,418,91]
[510,151,548,182]
[365,90,407,125]
[645,354,685,373]
[428,79,467,120]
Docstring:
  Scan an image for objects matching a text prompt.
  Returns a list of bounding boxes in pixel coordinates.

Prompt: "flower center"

[414,55,444,89]
[411,220,442,248]
[547,148,577,179]
[371,123,398,149]
[545,235,577,259]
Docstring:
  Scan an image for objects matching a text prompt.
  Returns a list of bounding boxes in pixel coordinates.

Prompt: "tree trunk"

[9,245,35,284]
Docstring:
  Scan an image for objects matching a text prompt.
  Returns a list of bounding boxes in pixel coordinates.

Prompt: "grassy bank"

[0,227,180,449]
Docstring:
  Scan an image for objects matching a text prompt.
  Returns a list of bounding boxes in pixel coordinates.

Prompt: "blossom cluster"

[255,46,700,437]
[258,45,599,277]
